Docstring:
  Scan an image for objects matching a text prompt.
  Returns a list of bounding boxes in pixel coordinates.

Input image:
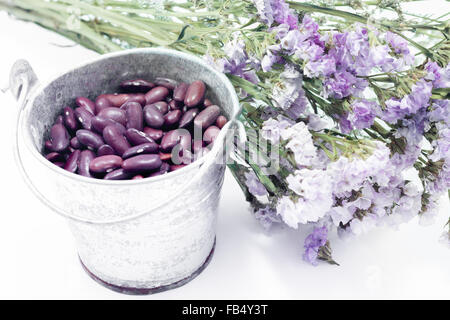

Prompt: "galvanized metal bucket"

[9,48,240,294]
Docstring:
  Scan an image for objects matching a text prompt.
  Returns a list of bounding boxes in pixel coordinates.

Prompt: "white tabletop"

[0,8,449,299]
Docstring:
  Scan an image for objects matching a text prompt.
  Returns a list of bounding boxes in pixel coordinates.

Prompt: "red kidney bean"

[97,144,116,156]
[123,102,143,131]
[125,128,155,146]
[76,129,104,150]
[145,86,169,105]
[170,164,187,171]
[55,115,64,125]
[46,152,63,162]
[154,77,178,90]
[74,107,94,130]
[132,175,144,180]
[104,93,146,107]
[149,101,168,115]
[64,149,80,173]
[143,127,164,142]
[75,97,96,115]
[103,125,130,156]
[163,109,182,127]
[122,154,162,173]
[215,115,228,129]
[143,104,164,129]
[104,168,133,180]
[97,107,127,126]
[203,125,221,144]
[91,116,126,134]
[89,155,123,173]
[50,124,70,152]
[95,95,114,113]
[149,162,170,177]
[168,99,183,110]
[194,105,221,129]
[63,107,78,131]
[53,162,65,168]
[45,140,53,151]
[160,129,191,153]
[122,143,159,159]
[120,79,154,93]
[173,82,189,102]
[203,98,213,107]
[184,80,206,108]
[179,108,199,128]
[78,150,95,177]
[70,136,81,149]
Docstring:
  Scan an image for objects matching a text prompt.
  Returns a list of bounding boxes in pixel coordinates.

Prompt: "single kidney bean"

[104,93,146,107]
[122,143,159,159]
[55,115,64,125]
[203,125,221,144]
[143,127,164,142]
[76,129,104,150]
[154,77,178,90]
[194,105,221,129]
[104,168,133,180]
[163,109,182,127]
[91,116,126,134]
[170,164,187,171]
[160,129,191,153]
[143,104,164,129]
[145,86,169,105]
[89,155,123,173]
[64,149,80,173]
[75,97,96,115]
[50,124,70,152]
[74,107,94,130]
[63,107,78,131]
[149,101,168,115]
[120,79,154,93]
[103,125,130,156]
[173,82,189,102]
[124,102,143,131]
[95,94,113,113]
[97,144,116,156]
[149,162,170,177]
[179,108,199,128]
[168,99,182,110]
[184,80,206,108]
[45,152,64,162]
[78,150,95,177]
[215,115,228,129]
[125,128,155,146]
[70,136,81,149]
[97,107,127,126]
[122,154,162,173]
[203,98,213,107]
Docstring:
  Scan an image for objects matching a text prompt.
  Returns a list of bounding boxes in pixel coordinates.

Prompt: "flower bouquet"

[2,0,449,265]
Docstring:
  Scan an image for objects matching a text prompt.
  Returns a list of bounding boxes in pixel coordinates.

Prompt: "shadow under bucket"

[10,48,240,294]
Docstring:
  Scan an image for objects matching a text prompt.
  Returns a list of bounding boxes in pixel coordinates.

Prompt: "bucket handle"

[10,59,245,225]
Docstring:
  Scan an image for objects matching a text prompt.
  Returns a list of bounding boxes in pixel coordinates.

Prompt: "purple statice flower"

[425,62,450,89]
[385,31,414,67]
[348,99,379,130]
[303,226,328,266]
[244,171,268,197]
[254,206,281,230]
[253,0,298,30]
[304,55,336,78]
[323,70,358,99]
[261,44,283,72]
[429,99,450,126]
[338,113,353,134]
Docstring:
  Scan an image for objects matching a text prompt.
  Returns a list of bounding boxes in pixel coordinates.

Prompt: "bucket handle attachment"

[10,59,245,225]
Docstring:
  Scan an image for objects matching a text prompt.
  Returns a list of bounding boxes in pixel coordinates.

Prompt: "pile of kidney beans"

[43,78,227,180]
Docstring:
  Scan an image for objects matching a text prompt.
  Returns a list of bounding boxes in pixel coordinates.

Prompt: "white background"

[0,1,449,299]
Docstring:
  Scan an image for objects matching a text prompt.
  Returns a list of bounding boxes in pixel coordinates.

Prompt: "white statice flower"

[349,214,378,236]
[281,122,318,167]
[276,196,300,228]
[261,117,292,144]
[329,205,354,226]
[306,113,330,131]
